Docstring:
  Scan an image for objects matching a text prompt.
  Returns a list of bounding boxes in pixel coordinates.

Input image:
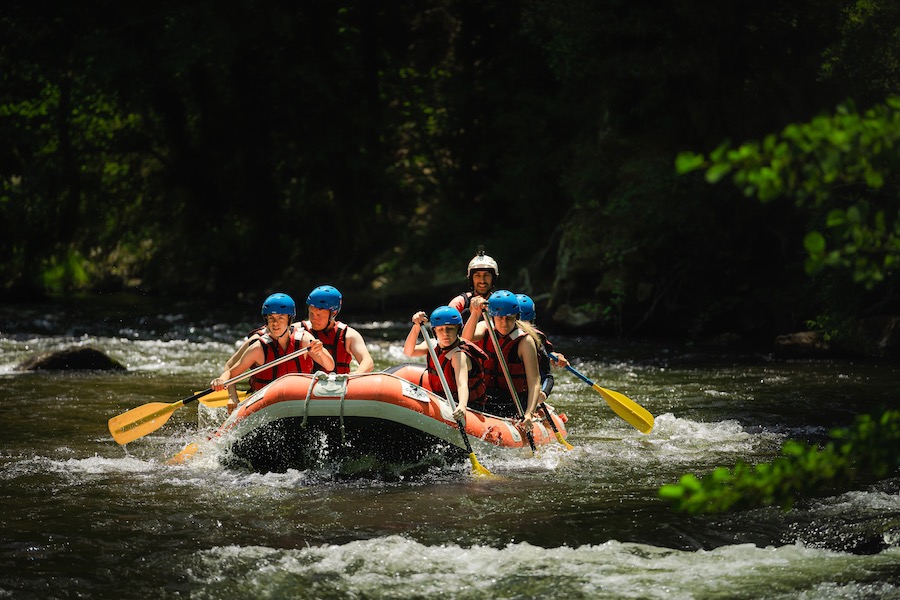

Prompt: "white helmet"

[466,248,499,278]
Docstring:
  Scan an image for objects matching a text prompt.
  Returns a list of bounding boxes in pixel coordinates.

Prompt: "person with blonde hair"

[515,293,569,404]
[461,289,541,431]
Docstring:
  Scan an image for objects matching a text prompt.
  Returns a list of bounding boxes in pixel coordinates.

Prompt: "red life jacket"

[300,320,353,373]
[481,328,527,394]
[248,330,314,391]
[426,339,487,404]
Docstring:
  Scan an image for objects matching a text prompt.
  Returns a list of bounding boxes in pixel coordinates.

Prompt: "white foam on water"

[0,453,160,479]
[640,412,784,462]
[0,333,237,373]
[188,535,900,600]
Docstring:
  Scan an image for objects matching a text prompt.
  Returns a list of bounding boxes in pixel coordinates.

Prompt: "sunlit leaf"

[675,152,706,174]
[804,231,826,254]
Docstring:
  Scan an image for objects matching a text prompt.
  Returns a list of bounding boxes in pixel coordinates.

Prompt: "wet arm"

[403,312,428,358]
[346,328,374,373]
[305,335,335,371]
[538,347,554,400]
[520,337,542,420]
[461,303,484,342]
[211,345,262,390]
[224,335,257,370]
[452,353,470,420]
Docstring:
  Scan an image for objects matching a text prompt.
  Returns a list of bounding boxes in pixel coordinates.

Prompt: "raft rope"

[302,372,329,427]
[301,372,350,445]
[336,374,349,444]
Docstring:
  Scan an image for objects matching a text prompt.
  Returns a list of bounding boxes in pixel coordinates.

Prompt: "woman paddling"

[461,289,542,431]
[403,306,487,423]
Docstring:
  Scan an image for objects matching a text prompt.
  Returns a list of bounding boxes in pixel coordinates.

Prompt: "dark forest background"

[2,1,899,355]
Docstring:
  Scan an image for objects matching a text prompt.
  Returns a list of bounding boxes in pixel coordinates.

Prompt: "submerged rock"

[17,347,126,371]
[774,331,831,357]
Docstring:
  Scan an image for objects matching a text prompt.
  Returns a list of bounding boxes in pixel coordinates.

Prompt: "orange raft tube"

[206,364,569,473]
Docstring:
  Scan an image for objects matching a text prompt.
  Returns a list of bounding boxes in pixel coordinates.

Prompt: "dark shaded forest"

[2,1,899,355]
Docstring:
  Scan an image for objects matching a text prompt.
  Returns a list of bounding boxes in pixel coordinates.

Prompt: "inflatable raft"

[202,364,569,473]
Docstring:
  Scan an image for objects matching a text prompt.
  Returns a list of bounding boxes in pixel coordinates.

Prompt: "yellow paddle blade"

[468,453,497,478]
[195,389,247,408]
[108,401,183,445]
[594,384,655,434]
[554,431,575,450]
[167,442,200,465]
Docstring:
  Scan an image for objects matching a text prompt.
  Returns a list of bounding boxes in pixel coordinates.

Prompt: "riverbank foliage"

[2,1,899,348]
[659,410,900,514]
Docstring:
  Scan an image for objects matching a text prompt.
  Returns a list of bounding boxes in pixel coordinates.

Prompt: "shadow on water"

[223,416,469,480]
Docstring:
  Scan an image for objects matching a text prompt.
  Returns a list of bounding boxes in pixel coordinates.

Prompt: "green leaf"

[658,484,685,500]
[675,152,706,174]
[705,163,733,184]
[804,231,826,254]
[825,210,846,228]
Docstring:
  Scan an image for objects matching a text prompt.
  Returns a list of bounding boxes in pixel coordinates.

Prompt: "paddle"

[108,346,311,445]
[196,389,248,408]
[551,353,654,434]
[528,336,573,450]
[166,387,250,465]
[538,393,574,450]
[483,309,537,454]
[420,322,494,477]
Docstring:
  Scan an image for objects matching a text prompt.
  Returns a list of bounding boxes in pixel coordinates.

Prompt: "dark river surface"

[1,298,898,599]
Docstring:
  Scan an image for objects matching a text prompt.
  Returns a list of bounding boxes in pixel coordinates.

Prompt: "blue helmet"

[430,306,463,327]
[306,285,342,312]
[261,293,296,317]
[516,294,535,322]
[488,289,520,317]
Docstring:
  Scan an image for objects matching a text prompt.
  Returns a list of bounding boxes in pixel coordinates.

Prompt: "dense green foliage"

[677,97,900,292]
[659,410,900,514]
[2,1,899,345]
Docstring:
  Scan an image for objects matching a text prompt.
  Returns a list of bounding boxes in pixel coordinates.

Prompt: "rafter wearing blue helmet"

[222,292,298,377]
[515,294,569,403]
[211,292,334,408]
[300,285,374,375]
[403,306,487,421]
[459,289,542,427]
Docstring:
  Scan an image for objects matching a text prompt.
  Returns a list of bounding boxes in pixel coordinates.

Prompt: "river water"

[1,298,898,599]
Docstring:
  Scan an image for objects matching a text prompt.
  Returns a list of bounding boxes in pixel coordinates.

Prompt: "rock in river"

[17,347,126,371]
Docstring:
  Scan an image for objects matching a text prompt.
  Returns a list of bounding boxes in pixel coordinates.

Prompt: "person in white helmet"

[448,247,499,321]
